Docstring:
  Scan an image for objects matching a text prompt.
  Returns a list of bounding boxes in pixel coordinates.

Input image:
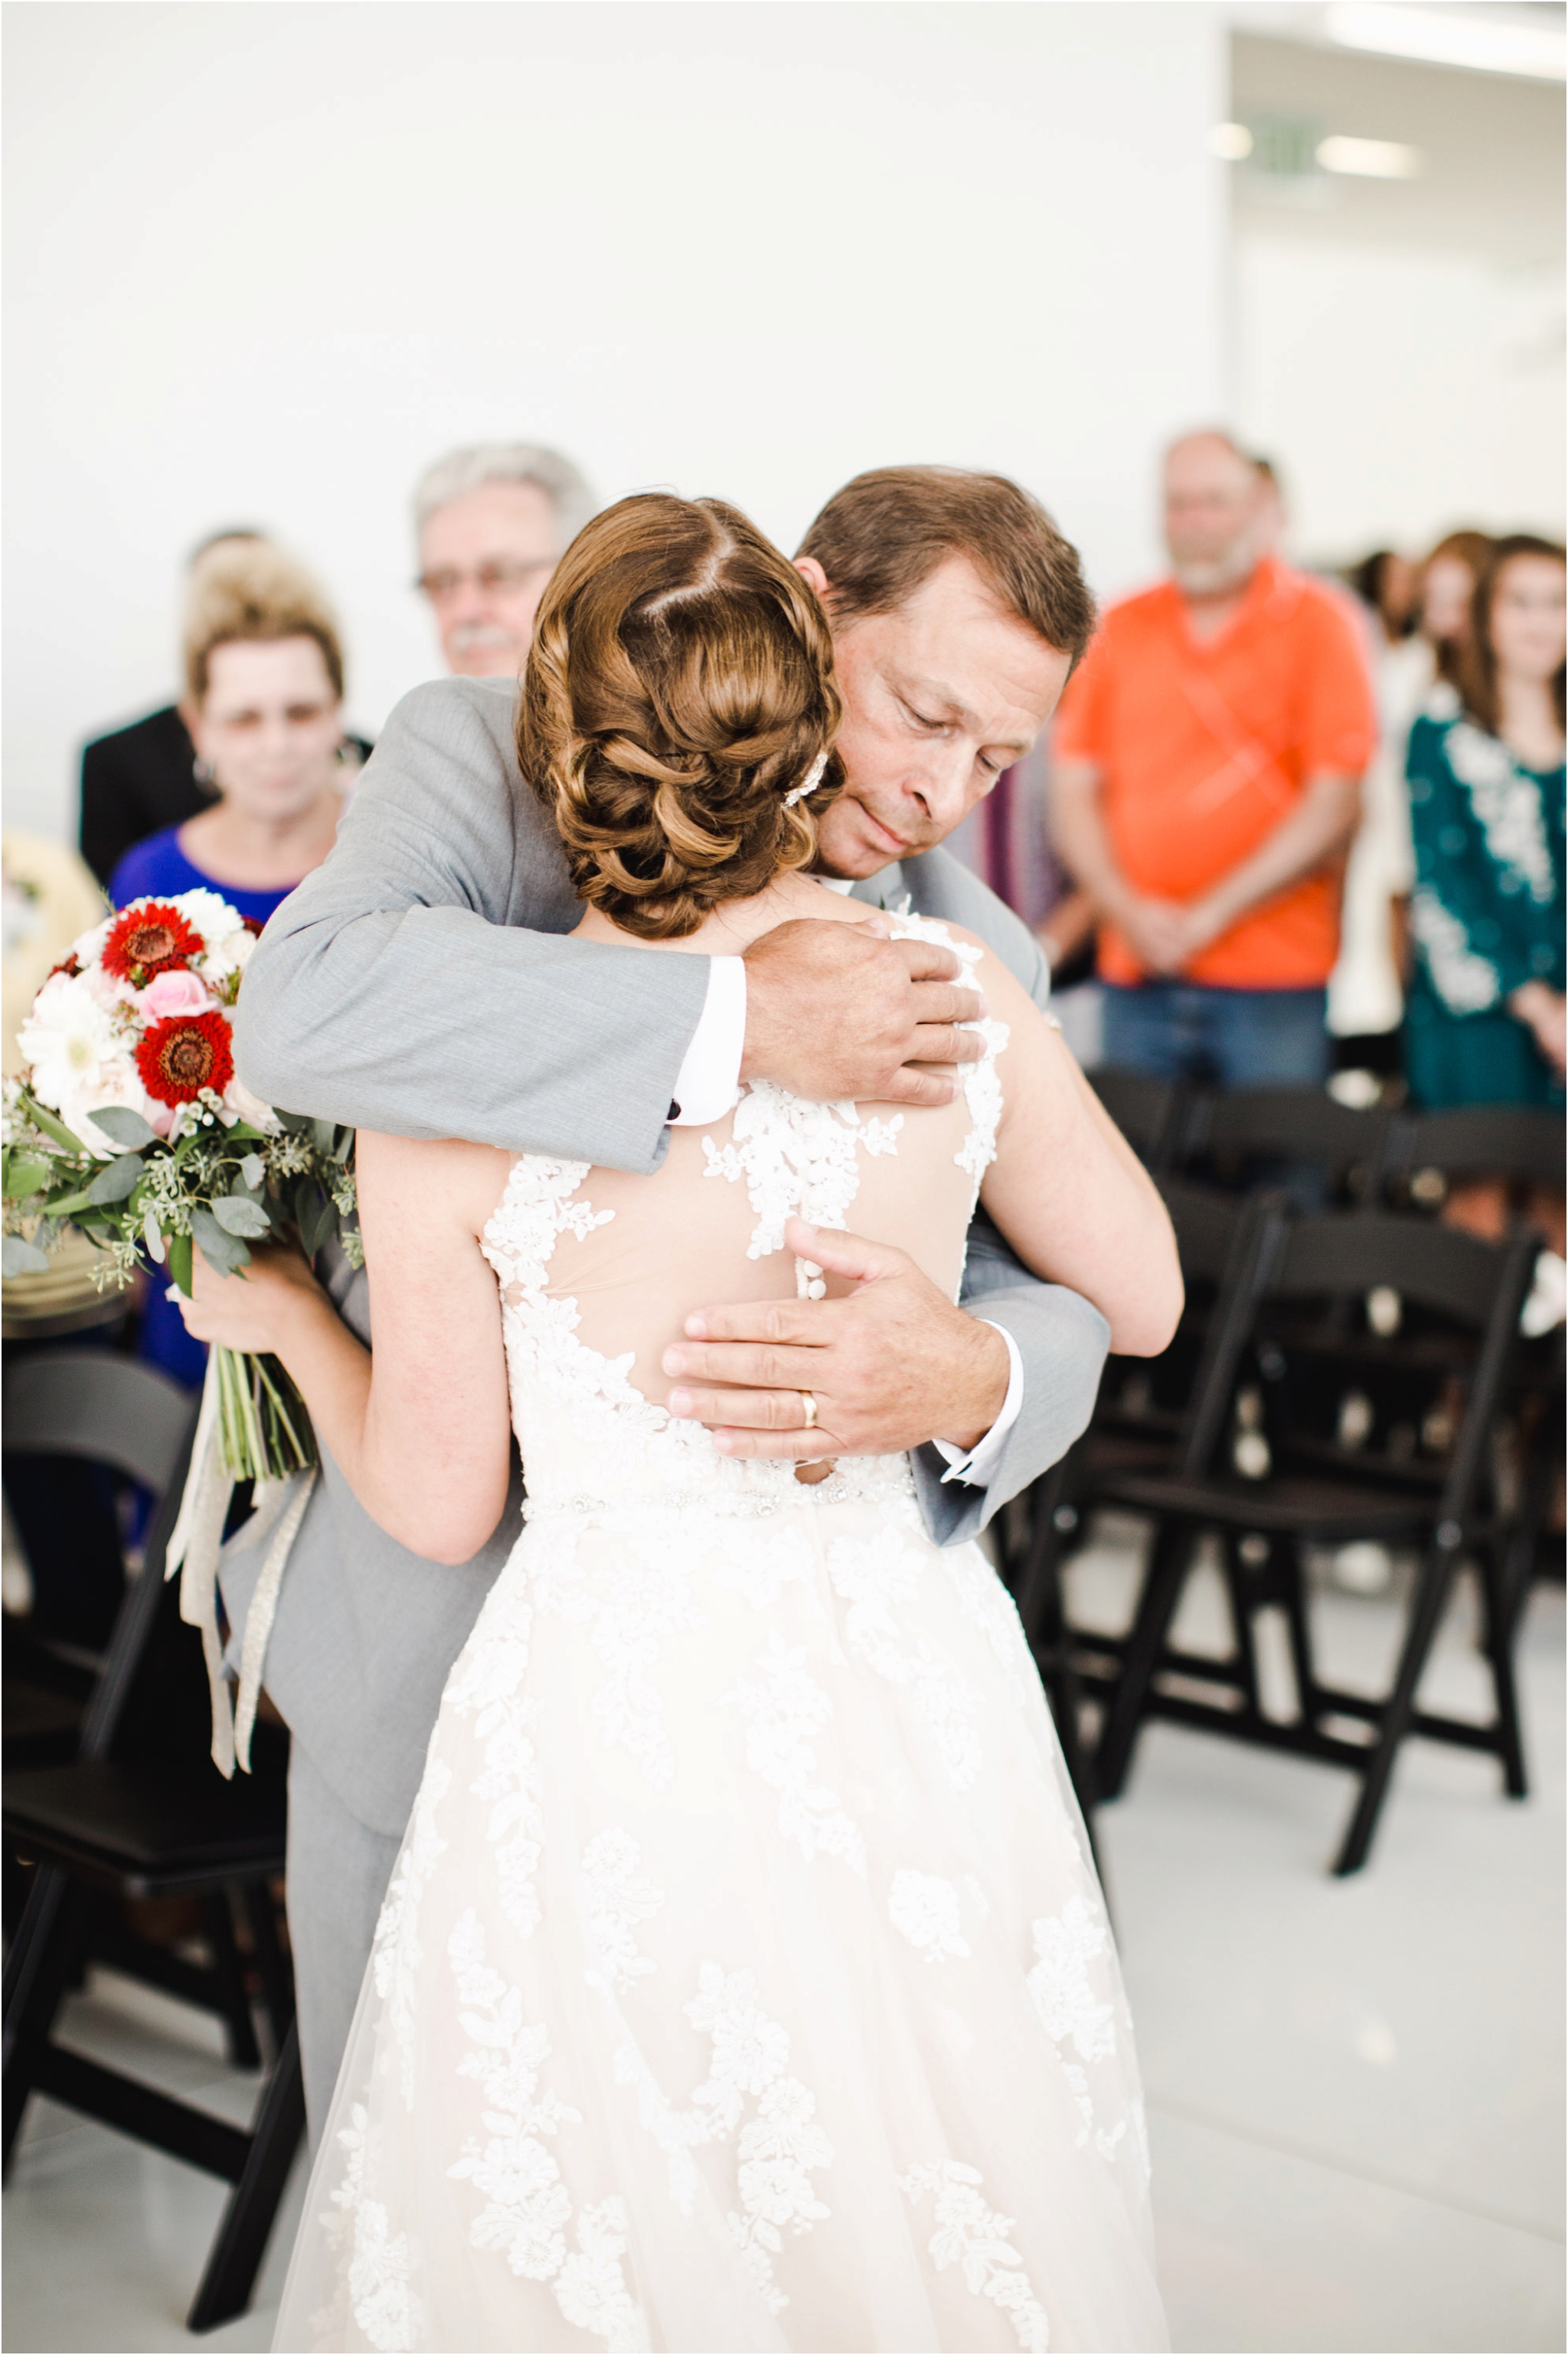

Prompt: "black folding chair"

[1004,1182,1281,1818]
[1092,1212,1538,1874]
[1384,1106,1565,1598]
[1178,1084,1400,1206]
[2,1354,304,2333]
[1087,1068,1187,1176]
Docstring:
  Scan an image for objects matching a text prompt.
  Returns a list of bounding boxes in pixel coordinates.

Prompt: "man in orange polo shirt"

[1052,430,1377,1088]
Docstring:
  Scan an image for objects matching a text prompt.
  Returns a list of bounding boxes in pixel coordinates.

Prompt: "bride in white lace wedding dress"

[194,496,1173,2352]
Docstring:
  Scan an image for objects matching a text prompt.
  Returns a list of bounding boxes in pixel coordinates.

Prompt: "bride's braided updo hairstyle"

[520,493,842,939]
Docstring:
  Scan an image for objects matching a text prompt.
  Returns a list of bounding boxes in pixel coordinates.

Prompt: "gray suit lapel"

[848,863,906,911]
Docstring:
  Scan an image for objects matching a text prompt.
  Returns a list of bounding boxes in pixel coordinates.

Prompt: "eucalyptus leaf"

[5,1157,53,1199]
[86,1105,158,1151]
[17,1093,87,1154]
[211,1193,271,1239]
[311,1118,336,1156]
[332,1126,353,1163]
[240,1154,266,1192]
[191,1205,250,1275]
[166,1230,194,1298]
[86,1153,145,1206]
[295,1179,330,1259]
[2,1235,51,1277]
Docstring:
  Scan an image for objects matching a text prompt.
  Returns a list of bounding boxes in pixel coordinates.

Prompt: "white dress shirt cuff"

[668,957,746,1126]
[933,1323,1024,1487]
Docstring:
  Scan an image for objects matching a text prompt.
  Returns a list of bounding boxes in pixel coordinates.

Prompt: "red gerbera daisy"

[136,1010,235,1106]
[103,901,204,986]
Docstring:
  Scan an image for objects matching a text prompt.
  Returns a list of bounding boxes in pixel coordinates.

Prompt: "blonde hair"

[183,541,345,705]
[520,494,842,940]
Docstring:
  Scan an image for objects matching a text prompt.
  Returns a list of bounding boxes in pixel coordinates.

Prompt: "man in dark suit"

[79,701,211,886]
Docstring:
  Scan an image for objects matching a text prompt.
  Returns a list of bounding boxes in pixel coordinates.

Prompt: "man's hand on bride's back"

[662,1219,1011,1462]
[740,920,985,1108]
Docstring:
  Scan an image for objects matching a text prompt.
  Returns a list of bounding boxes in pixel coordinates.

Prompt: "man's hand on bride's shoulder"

[662,1219,1011,1462]
[178,1241,331,1360]
[739,919,985,1110]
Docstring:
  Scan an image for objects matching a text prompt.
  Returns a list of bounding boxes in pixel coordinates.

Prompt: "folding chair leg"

[1479,1546,1529,1801]
[205,1891,261,2071]
[1333,1539,1460,1877]
[185,2017,306,2334]
[1281,1542,1320,1722]
[2,1866,85,2172]
[1013,1452,1080,1642]
[1038,1647,1096,1820]
[241,1879,295,2052]
[1219,1537,1262,1718]
[1095,1519,1197,1801]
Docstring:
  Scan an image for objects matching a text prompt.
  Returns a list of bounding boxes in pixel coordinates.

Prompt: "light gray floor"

[4,1526,1563,2353]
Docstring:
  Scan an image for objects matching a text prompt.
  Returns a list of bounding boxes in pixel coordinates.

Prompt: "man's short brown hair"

[797,465,1097,666]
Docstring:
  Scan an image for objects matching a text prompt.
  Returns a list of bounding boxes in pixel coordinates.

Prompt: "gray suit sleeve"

[234,679,710,1174]
[910,1209,1109,1545]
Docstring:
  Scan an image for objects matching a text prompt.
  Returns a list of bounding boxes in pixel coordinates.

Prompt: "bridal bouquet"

[2,888,361,1481]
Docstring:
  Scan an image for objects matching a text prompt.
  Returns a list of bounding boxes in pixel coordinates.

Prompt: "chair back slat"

[77,1411,200,1761]
[1191,1087,1396,1173]
[1388,1107,1564,1194]
[1158,1176,1251,1286]
[1089,1068,1184,1173]
[3,1353,193,1496]
[1273,1212,1521,1326]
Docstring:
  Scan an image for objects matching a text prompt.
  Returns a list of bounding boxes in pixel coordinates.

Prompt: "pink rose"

[139,968,215,1020]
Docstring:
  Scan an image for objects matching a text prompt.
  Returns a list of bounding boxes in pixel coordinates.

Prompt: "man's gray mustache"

[448,622,517,651]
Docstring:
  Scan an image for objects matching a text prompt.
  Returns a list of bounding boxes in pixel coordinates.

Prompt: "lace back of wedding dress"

[272,917,1167,2355]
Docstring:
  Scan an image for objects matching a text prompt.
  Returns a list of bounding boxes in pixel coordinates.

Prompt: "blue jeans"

[1101,982,1330,1091]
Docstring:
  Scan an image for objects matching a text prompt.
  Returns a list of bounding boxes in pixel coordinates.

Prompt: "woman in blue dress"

[110,541,360,1385]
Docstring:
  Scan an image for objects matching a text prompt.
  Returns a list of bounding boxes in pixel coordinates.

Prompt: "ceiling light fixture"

[1325,3,1566,81]
[1210,122,1256,159]
[1316,133,1423,177]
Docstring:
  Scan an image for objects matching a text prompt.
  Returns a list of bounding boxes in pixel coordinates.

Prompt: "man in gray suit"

[230,465,1119,2134]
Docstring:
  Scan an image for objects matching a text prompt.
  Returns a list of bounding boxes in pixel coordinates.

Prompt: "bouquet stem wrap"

[166,1348,318,1776]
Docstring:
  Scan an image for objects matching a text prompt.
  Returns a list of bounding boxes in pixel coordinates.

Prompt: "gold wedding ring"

[799,1388,818,1432]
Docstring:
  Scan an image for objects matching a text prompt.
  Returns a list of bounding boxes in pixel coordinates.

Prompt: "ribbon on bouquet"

[165,1350,315,1777]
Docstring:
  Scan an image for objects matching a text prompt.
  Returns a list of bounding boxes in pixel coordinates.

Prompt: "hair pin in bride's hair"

[782,750,829,810]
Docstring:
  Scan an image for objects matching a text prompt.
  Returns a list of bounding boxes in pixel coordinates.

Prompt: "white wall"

[1237,231,1565,556]
[1227,28,1565,561]
[3,1,1226,843]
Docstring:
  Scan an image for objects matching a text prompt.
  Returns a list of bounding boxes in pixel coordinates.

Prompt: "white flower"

[79,963,139,1016]
[171,888,247,953]
[224,1071,281,1132]
[204,924,257,986]
[64,1061,162,1158]
[18,972,123,1133]
[69,912,116,967]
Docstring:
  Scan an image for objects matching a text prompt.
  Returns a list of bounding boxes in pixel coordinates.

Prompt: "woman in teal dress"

[1406,534,1565,1114]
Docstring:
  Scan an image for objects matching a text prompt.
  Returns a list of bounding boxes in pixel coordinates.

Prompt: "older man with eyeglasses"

[413,443,596,679]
